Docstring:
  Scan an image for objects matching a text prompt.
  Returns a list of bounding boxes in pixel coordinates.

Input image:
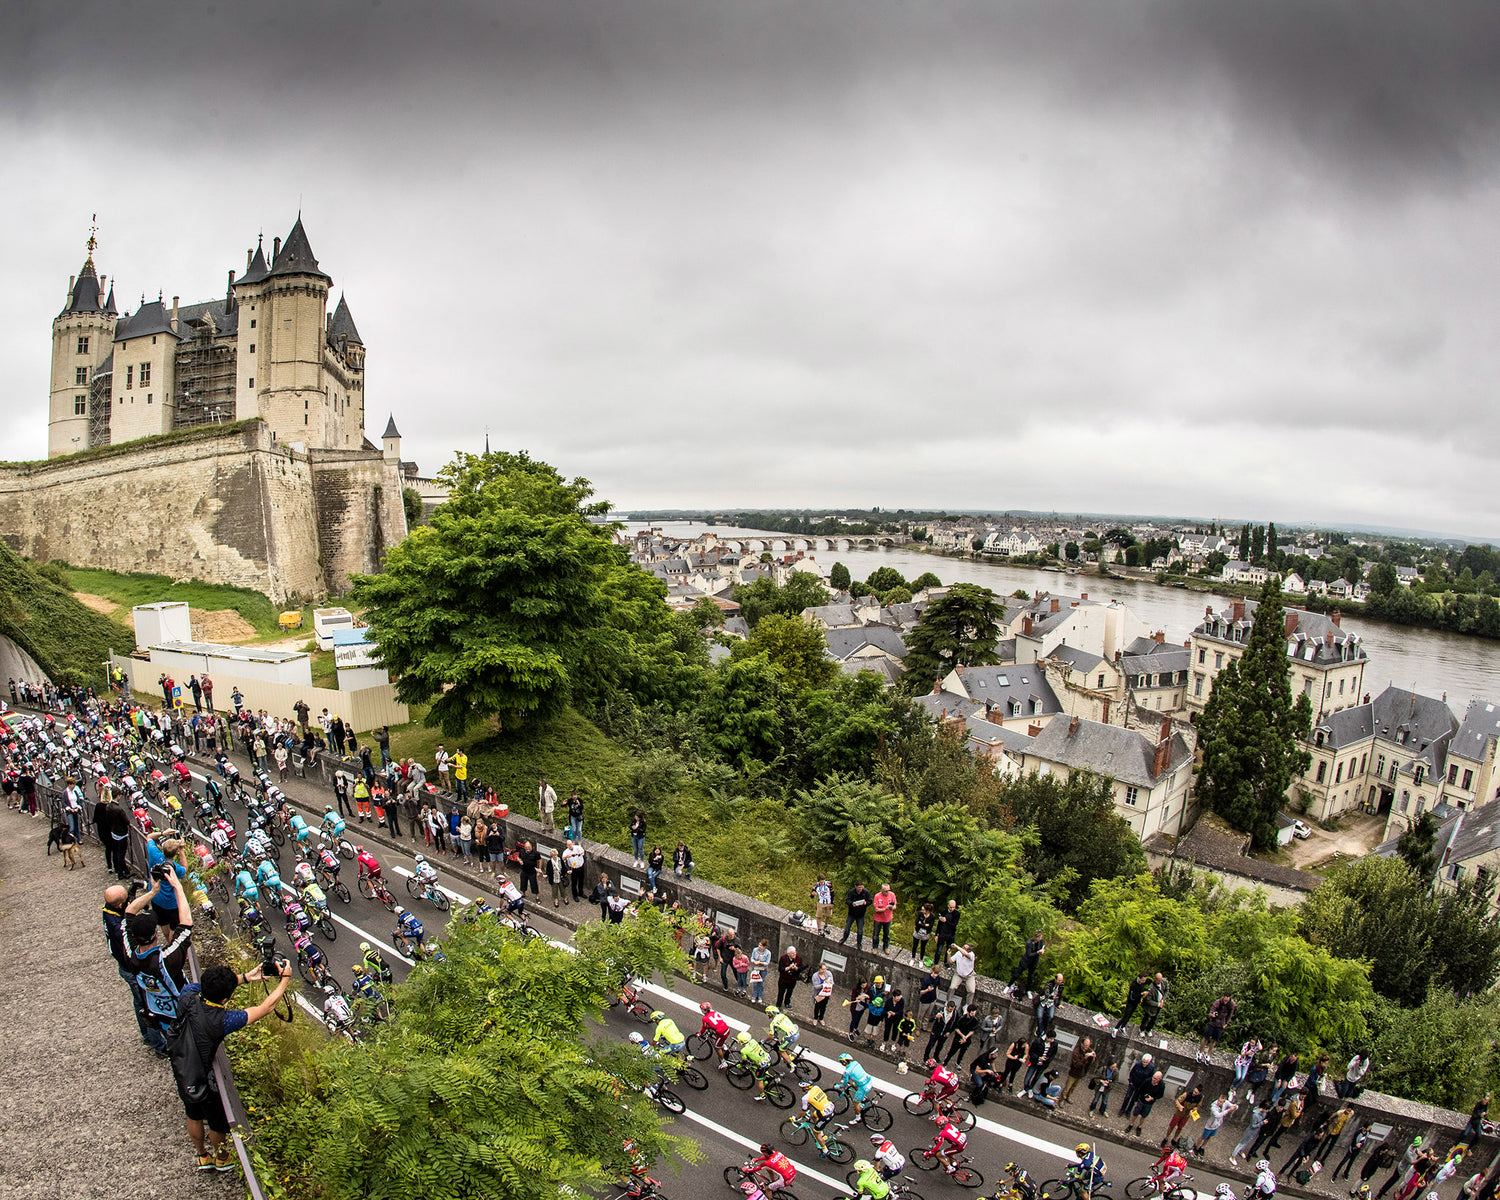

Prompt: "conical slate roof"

[329,294,362,344]
[382,414,400,439]
[268,215,330,280]
[103,285,117,315]
[62,258,102,315]
[239,242,270,285]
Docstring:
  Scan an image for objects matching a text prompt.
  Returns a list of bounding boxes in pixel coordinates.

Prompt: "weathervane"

[86,213,98,262]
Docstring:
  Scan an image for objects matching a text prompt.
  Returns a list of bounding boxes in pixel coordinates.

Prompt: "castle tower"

[109,295,182,445]
[250,216,335,447]
[48,223,117,456]
[381,414,401,463]
[232,238,271,424]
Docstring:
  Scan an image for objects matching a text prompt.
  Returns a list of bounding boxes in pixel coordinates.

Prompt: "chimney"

[1325,631,1335,648]
[1183,640,1190,648]
[932,680,941,695]
[273,235,282,259]
[1051,598,1060,613]
[1080,592,1088,601]
[1068,716,1080,736]
[246,249,254,273]
[1114,649,1122,663]
[1205,605,1213,619]
[68,274,75,301]
[1153,630,1165,644]
[1028,722,1042,738]
[170,296,179,332]
[1152,717,1173,777]
[1331,610,1342,627]
[1231,600,1245,622]
[1285,612,1299,637]
[226,270,236,312]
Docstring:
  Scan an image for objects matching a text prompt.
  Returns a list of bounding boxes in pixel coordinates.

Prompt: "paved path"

[0,810,239,1199]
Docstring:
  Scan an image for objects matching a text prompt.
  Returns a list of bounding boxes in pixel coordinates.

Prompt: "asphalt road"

[147,751,1235,1200]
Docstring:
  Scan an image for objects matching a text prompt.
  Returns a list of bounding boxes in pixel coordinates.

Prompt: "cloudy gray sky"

[5,1,1499,536]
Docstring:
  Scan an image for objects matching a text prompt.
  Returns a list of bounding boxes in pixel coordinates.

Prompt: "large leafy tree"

[1001,770,1147,911]
[1195,579,1312,846]
[732,571,830,628]
[730,612,837,692]
[828,561,852,591]
[238,908,695,1200]
[899,583,1005,692]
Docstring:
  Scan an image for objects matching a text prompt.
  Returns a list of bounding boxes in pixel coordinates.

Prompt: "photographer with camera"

[101,876,172,1054]
[145,831,189,930]
[123,863,195,1036]
[169,955,293,1171]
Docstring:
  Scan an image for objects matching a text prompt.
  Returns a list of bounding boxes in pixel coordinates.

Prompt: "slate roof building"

[49,216,371,456]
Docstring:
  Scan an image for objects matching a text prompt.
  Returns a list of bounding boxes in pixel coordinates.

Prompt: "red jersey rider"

[749,1143,797,1194]
[698,1001,732,1066]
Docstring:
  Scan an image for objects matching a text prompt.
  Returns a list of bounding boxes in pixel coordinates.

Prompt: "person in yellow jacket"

[452,749,469,802]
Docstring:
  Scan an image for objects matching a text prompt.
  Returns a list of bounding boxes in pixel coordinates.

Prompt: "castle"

[0,217,410,604]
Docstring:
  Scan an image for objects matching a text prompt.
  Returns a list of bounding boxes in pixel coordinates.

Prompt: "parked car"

[1292,819,1313,840]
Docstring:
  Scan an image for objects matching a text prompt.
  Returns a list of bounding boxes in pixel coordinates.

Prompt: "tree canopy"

[732,571,830,628]
[899,583,1005,692]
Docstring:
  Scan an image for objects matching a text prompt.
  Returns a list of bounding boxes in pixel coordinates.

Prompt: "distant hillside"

[0,545,132,684]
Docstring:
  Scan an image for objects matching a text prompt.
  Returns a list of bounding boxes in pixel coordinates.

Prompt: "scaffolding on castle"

[88,373,112,447]
[173,319,236,431]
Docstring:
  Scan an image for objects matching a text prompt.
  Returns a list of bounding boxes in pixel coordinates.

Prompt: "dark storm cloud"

[3,2,1499,535]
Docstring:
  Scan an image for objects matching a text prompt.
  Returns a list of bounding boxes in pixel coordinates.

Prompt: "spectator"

[1029,1068,1063,1108]
[1123,1069,1167,1137]
[594,872,614,921]
[1197,993,1237,1063]
[273,742,289,781]
[881,988,906,1052]
[629,810,647,867]
[565,840,586,902]
[1306,1051,1332,1097]
[123,871,194,1047]
[1114,972,1152,1037]
[732,943,750,997]
[917,965,942,1029]
[538,776,557,830]
[672,840,693,878]
[435,744,450,790]
[1118,1053,1155,1116]
[749,938,773,1004]
[1163,1082,1204,1148]
[485,817,503,871]
[1267,1091,1304,1152]
[1061,1035,1096,1105]
[566,789,583,841]
[1329,1121,1372,1181]
[1338,1052,1372,1099]
[1021,1030,1057,1094]
[457,816,474,863]
[871,882,897,952]
[1035,972,1063,1035]
[775,944,803,1007]
[1317,1104,1356,1163]
[607,891,629,924]
[970,1047,1000,1105]
[840,881,871,949]
[933,899,961,962]
[546,848,566,906]
[1194,1093,1238,1157]
[452,748,469,801]
[1269,1051,1300,1105]
[912,900,935,964]
[1002,1036,1029,1091]
[947,943,977,1008]
[1283,1119,1328,1178]
[473,816,489,873]
[518,839,541,895]
[1374,1141,1425,1200]
[1141,972,1170,1034]
[1007,930,1047,996]
[103,879,170,1054]
[924,1000,958,1062]
[146,833,189,929]
[646,844,664,890]
[846,978,871,1041]
[811,874,834,934]
[1464,1095,1491,1145]
[1089,1061,1118,1116]
[1230,1099,1272,1165]
[976,1005,1003,1058]
[716,931,738,991]
[945,1003,980,1066]
[170,961,293,1171]
[1233,1038,1263,1092]
[375,724,391,767]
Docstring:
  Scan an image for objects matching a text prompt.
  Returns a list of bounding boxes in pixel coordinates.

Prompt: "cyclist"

[322,984,355,1034]
[301,877,329,916]
[649,1010,687,1059]
[320,804,346,840]
[414,852,440,894]
[851,1158,892,1200]
[925,1057,960,1112]
[1214,1187,1236,1200]
[496,872,526,915]
[698,1001,733,1067]
[316,843,342,881]
[243,826,274,863]
[233,866,260,904]
[747,1143,797,1195]
[256,858,284,897]
[933,1118,968,1175]
[292,927,326,975]
[797,1080,837,1145]
[171,757,193,788]
[283,895,312,935]
[204,775,225,811]
[349,964,383,1007]
[208,818,235,856]
[355,845,381,881]
[869,1135,906,1180]
[162,790,185,826]
[765,1005,801,1068]
[1147,1144,1188,1195]
[292,859,317,890]
[1069,1142,1108,1200]
[838,1052,876,1123]
[1251,1161,1277,1200]
[236,894,263,931]
[393,905,425,948]
[288,813,315,850]
[734,1029,775,1102]
[358,941,391,982]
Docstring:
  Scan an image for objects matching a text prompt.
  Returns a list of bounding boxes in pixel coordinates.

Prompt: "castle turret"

[48,222,117,455]
[381,413,401,463]
[249,216,338,448]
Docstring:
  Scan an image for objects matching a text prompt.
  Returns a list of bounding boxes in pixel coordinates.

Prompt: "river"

[624,520,1500,710]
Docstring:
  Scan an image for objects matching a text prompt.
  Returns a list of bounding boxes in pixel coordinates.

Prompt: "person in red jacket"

[871,883,898,952]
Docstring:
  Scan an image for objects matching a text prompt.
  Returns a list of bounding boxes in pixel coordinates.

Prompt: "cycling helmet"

[649,1011,665,1021]
[925,1057,938,1068]
[1256,1161,1271,1173]
[359,941,371,953]
[629,1032,645,1045]
[393,905,406,916]
[765,1005,779,1015]
[355,845,364,854]
[761,1144,775,1157]
[415,853,426,864]
[1426,1194,1439,1200]
[798,1080,812,1090]
[837,1053,853,1064]
[325,804,334,811]
[1076,1144,1092,1155]
[1216,1187,1236,1200]
[854,1160,872,1172]
[699,1001,713,1013]
[871,1135,885,1146]
[735,1030,754,1044]
[322,984,335,994]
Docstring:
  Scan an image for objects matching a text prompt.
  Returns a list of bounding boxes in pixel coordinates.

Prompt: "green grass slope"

[59,564,292,639]
[0,545,132,684]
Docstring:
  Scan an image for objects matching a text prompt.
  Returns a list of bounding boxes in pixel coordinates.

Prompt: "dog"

[46,822,68,855]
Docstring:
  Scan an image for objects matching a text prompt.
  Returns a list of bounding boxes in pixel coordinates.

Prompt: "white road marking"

[673,1105,849,1192]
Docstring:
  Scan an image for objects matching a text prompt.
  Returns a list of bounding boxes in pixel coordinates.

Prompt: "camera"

[151,863,175,882]
[258,935,280,978]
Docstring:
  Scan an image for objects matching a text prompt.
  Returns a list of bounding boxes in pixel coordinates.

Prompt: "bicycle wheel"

[862,1103,894,1133]
[520,924,542,941]
[654,1087,685,1115]
[359,875,376,900]
[899,1189,925,1200]
[953,1167,983,1190]
[764,1083,795,1109]
[680,1066,709,1091]
[723,1168,748,1190]
[297,956,316,985]
[904,1093,935,1117]
[333,881,352,904]
[791,1056,821,1084]
[1039,1179,1071,1200]
[627,1000,653,1022]
[318,916,337,941]
[1125,1179,1155,1199]
[432,891,450,912]
[724,1066,754,1091]
[405,876,420,896]
[320,971,342,994]
[685,1034,714,1061]
[825,1139,854,1165]
[379,887,397,912]
[392,933,412,958]
[269,822,285,846]
[338,838,355,860]
[831,1090,851,1115]
[780,1120,809,1147]
[949,1107,976,1132]
[910,1150,939,1172]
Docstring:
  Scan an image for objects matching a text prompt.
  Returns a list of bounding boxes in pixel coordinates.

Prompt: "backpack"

[167,992,226,1104]
[868,991,887,1018]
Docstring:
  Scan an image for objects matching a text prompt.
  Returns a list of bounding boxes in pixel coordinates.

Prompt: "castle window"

[249,344,255,353]
[75,367,88,385]
[248,378,253,387]
[146,394,152,404]
[140,362,150,386]
[76,336,90,354]
[125,365,133,389]
[1124,786,1139,806]
[74,394,86,415]
[250,319,256,328]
